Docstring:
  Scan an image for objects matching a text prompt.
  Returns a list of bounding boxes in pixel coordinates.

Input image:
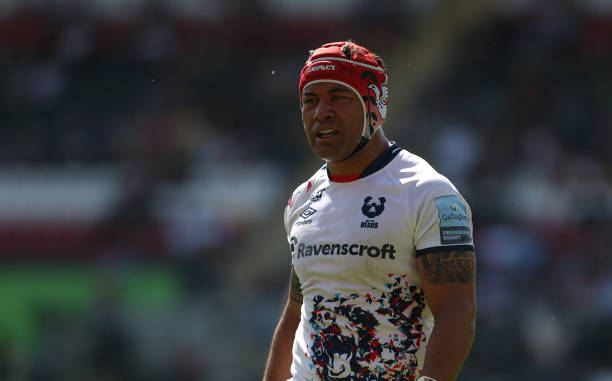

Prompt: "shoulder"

[284,165,328,230]
[286,165,327,211]
[388,149,460,198]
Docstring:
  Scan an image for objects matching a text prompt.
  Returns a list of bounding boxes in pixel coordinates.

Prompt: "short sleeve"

[284,194,293,238]
[284,183,305,239]
[414,186,474,256]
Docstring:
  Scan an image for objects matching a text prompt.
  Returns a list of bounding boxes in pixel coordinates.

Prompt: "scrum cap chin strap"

[342,136,369,161]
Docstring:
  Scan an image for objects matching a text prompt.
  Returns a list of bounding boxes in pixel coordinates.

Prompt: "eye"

[332,95,347,101]
[302,97,317,106]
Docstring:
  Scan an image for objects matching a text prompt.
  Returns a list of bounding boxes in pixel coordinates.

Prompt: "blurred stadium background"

[0,0,611,380]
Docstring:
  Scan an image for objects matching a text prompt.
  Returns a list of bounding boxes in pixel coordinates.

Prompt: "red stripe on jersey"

[329,173,360,182]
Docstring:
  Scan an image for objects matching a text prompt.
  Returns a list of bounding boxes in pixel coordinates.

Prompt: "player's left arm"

[417,249,476,381]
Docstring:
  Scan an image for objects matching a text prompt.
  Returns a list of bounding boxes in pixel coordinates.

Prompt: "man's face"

[301,82,364,162]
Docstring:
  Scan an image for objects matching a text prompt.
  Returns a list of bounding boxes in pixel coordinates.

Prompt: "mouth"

[316,128,338,139]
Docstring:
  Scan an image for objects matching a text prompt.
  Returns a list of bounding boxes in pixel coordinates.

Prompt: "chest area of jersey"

[290,184,411,260]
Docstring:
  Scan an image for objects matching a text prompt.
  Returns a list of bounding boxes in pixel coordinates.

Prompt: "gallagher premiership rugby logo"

[434,195,472,244]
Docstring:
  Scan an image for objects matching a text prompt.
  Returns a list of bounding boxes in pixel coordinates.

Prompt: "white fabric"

[284,149,473,381]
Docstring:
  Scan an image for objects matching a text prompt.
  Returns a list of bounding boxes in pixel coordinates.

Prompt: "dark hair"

[309,40,388,74]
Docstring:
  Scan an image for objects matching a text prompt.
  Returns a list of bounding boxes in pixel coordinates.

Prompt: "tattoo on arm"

[290,267,303,304]
[421,250,476,284]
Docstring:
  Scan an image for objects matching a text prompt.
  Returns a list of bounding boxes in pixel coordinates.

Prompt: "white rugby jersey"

[284,144,474,381]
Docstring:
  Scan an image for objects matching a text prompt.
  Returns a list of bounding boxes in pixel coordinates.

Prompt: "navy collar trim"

[359,142,402,178]
[325,142,402,182]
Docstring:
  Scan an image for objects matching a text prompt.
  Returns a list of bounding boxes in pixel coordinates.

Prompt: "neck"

[326,130,391,176]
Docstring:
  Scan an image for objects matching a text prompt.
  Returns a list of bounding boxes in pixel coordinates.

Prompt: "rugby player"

[263,41,476,381]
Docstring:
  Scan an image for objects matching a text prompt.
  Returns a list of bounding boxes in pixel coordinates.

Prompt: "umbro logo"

[300,207,316,219]
[297,207,316,226]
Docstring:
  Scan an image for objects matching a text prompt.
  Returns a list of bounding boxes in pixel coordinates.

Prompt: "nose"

[314,98,334,121]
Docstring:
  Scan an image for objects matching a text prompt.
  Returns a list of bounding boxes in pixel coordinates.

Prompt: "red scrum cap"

[299,41,389,141]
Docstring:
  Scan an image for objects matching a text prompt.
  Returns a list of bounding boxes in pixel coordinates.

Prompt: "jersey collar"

[327,142,402,183]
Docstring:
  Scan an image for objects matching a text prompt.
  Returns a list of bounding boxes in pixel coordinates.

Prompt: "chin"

[309,141,354,162]
[318,153,347,163]
[314,153,334,162]
[310,147,335,162]
[312,147,340,161]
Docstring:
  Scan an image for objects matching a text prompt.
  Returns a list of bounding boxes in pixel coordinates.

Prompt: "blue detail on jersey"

[434,195,471,244]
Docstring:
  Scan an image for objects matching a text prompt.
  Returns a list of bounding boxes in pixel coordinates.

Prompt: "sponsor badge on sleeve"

[434,195,472,244]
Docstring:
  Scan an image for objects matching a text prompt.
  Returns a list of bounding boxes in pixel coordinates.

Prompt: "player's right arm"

[262,267,302,381]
